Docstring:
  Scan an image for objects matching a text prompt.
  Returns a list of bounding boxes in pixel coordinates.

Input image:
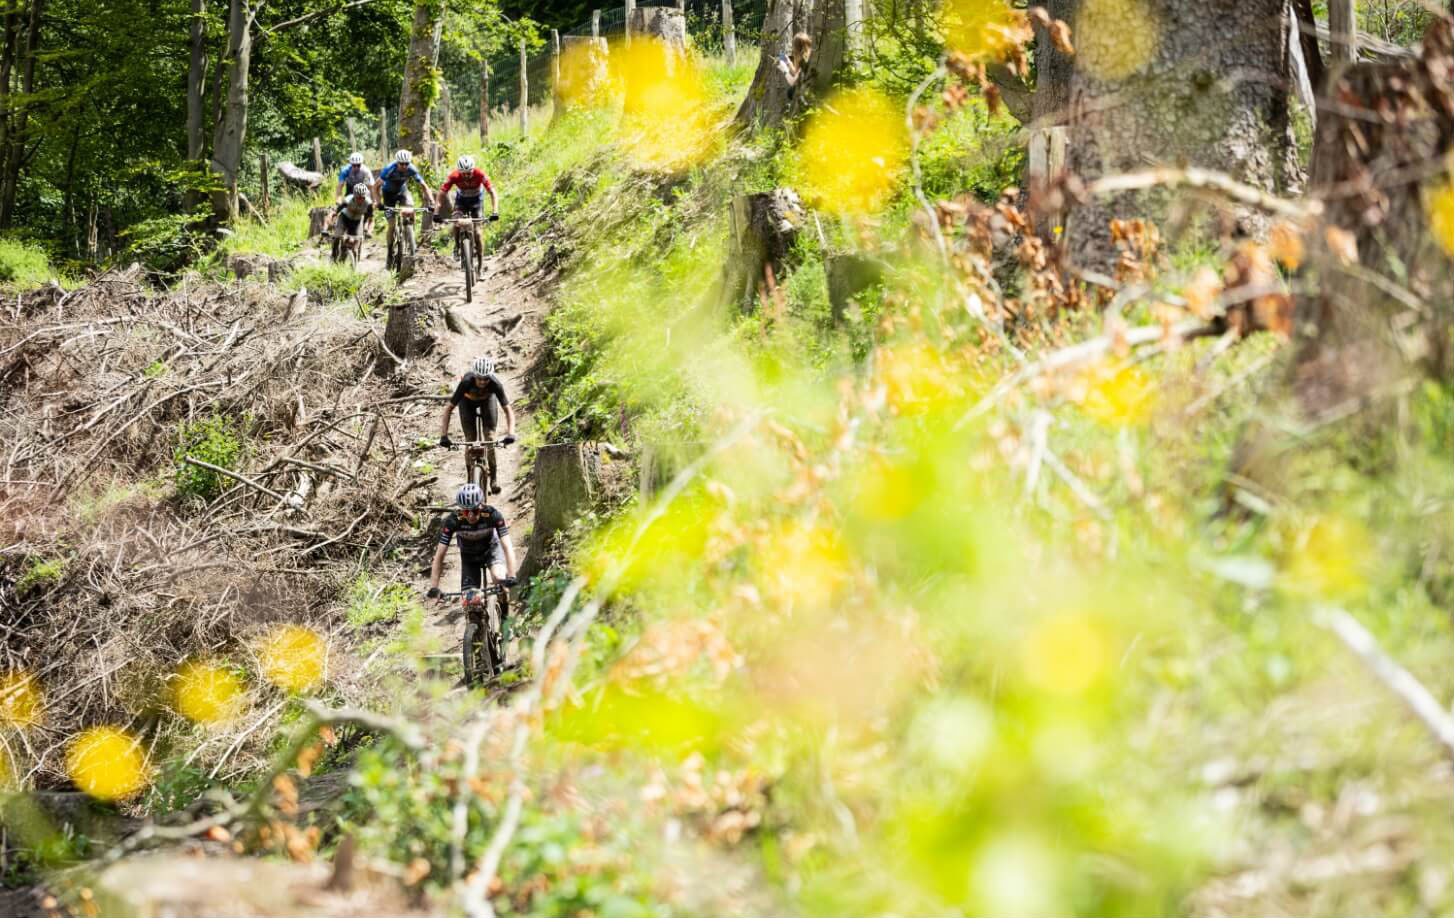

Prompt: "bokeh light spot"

[609,38,715,171]
[1426,178,1454,256]
[1077,361,1154,427]
[794,87,909,216]
[0,671,42,728]
[66,726,147,801]
[1022,615,1107,695]
[258,625,327,693]
[1283,514,1371,598]
[1077,0,1157,81]
[172,660,244,724]
[941,0,1028,63]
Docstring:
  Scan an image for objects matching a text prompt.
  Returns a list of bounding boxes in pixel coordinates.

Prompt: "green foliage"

[287,262,368,304]
[347,575,421,629]
[173,415,246,502]
[16,556,68,596]
[0,238,65,291]
[913,99,1024,202]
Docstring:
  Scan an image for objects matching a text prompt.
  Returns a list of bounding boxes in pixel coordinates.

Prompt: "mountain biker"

[426,482,518,605]
[438,356,516,495]
[328,183,372,258]
[436,154,499,222]
[337,152,377,235]
[376,149,430,210]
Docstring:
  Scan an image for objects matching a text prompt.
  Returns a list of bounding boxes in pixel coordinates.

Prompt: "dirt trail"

[353,225,551,669]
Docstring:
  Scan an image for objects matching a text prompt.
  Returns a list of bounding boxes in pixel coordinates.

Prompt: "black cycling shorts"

[337,213,363,234]
[459,403,497,441]
[454,195,483,218]
[460,556,497,592]
[382,187,413,208]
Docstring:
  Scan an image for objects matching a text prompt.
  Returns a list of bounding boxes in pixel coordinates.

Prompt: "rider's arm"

[502,403,516,437]
[429,542,447,591]
[439,400,456,438]
[499,534,518,578]
[487,185,499,215]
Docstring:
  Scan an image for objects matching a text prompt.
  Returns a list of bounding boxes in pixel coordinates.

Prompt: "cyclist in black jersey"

[438,355,516,495]
[427,482,518,598]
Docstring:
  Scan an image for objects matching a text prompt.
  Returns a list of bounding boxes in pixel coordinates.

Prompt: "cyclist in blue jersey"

[376,149,431,208]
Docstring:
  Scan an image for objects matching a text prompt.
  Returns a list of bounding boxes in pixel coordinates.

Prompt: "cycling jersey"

[379,162,427,193]
[439,507,508,563]
[440,167,493,200]
[338,163,374,188]
[451,373,508,427]
[336,195,370,220]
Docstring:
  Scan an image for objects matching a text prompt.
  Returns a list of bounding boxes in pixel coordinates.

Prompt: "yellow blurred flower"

[172,660,244,724]
[1077,0,1157,81]
[878,341,958,415]
[258,625,327,693]
[1426,178,1454,256]
[66,726,147,801]
[0,671,42,728]
[850,456,920,521]
[610,38,715,171]
[1077,361,1154,426]
[1022,614,1107,695]
[556,38,612,110]
[760,521,848,610]
[794,87,909,215]
[941,0,1028,62]
[1282,514,1372,598]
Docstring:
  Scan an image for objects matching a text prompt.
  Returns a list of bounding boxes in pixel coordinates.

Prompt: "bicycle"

[440,438,512,493]
[383,206,419,273]
[329,221,363,268]
[436,584,510,685]
[438,213,498,304]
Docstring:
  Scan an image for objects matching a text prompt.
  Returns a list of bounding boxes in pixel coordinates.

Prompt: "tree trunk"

[398,0,445,155]
[520,444,600,579]
[1031,0,1075,127]
[208,0,251,225]
[1,0,43,228]
[1065,0,1297,271]
[734,0,847,130]
[0,8,19,194]
[479,63,489,142]
[186,0,207,160]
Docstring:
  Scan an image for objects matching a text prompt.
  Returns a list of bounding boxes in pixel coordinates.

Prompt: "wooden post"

[346,118,357,152]
[675,0,684,12]
[721,0,734,65]
[592,8,601,38]
[625,0,635,46]
[552,29,561,91]
[1329,0,1356,64]
[379,106,388,160]
[519,38,529,135]
[844,0,862,59]
[312,137,323,174]
[259,152,270,214]
[480,63,490,142]
[441,82,452,147]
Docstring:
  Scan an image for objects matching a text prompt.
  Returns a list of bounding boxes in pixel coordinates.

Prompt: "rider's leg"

[484,425,499,494]
[488,558,510,620]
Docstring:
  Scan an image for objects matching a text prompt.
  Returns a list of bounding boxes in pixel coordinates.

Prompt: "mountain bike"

[329,220,363,268]
[383,206,419,273]
[440,214,498,303]
[441,438,512,494]
[437,583,510,685]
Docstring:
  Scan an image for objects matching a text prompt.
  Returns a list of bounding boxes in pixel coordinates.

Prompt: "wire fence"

[478,0,770,113]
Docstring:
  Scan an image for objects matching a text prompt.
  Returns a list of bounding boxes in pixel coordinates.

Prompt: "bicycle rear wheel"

[462,234,475,303]
[348,238,360,269]
[462,613,485,686]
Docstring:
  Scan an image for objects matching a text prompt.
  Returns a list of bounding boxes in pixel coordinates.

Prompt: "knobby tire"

[462,233,475,303]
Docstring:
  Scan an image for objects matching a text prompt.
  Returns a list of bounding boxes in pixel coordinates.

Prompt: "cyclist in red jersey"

[436,154,499,220]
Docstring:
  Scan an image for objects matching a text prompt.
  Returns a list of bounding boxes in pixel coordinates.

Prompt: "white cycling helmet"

[456,483,484,509]
[457,155,475,171]
[348,151,364,166]
[395,149,412,164]
[471,356,496,377]
[351,182,369,196]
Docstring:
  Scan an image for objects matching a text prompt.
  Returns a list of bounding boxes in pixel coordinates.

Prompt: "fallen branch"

[181,455,291,504]
[1086,167,1321,222]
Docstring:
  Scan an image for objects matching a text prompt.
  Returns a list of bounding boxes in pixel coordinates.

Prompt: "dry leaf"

[1267,221,1305,270]
[1325,225,1360,264]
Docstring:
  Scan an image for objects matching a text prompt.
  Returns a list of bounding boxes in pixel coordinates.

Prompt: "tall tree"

[1,0,43,227]
[1064,0,1298,270]
[735,0,847,129]
[210,0,252,223]
[186,0,208,162]
[399,0,445,156]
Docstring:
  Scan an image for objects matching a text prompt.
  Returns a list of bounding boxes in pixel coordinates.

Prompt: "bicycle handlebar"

[439,439,512,449]
[437,585,507,600]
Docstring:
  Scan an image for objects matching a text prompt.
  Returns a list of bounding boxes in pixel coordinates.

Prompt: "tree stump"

[520,443,600,579]
[628,7,686,55]
[381,299,437,369]
[556,36,610,113]
[307,207,330,238]
[723,188,806,308]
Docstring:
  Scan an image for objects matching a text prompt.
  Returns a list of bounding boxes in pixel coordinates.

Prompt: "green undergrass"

[0,237,69,291]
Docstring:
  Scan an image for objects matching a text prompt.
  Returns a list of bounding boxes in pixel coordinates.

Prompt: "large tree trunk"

[734,0,846,130]
[1065,0,1298,271]
[1,0,43,228]
[1031,0,1075,127]
[209,0,250,225]
[183,0,208,216]
[520,444,600,580]
[397,1,445,155]
[1291,20,1454,415]
[0,8,19,198]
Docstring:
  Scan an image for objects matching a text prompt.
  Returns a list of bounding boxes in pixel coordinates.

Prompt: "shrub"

[173,415,246,501]
[0,238,64,291]
[16,557,67,596]
[346,575,420,629]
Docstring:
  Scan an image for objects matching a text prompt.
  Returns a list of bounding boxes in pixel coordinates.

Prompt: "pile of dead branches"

[0,267,453,789]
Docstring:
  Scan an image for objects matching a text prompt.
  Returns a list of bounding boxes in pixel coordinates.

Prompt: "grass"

[346,575,421,629]
[215,192,330,261]
[16,556,67,595]
[0,237,68,291]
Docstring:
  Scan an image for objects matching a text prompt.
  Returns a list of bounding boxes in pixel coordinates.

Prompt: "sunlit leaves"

[257,625,327,693]
[66,727,147,801]
[940,0,1030,63]
[793,87,910,216]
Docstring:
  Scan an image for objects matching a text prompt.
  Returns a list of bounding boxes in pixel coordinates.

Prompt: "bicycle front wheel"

[462,235,475,303]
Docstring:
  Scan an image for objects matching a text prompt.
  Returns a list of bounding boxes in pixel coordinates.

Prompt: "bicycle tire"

[348,238,360,269]
[462,614,484,686]
[386,221,397,271]
[462,234,475,303]
[484,598,504,678]
[474,229,483,273]
[404,221,416,259]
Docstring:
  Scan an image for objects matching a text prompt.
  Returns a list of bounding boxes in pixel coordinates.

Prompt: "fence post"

[519,38,529,135]
[379,106,388,160]
[592,8,600,38]
[480,63,490,143]
[1329,0,1357,63]
[625,0,634,46]
[312,137,323,174]
[844,0,862,58]
[722,0,735,65]
[259,152,269,214]
[552,29,561,91]
[441,82,452,149]
[675,0,683,11]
